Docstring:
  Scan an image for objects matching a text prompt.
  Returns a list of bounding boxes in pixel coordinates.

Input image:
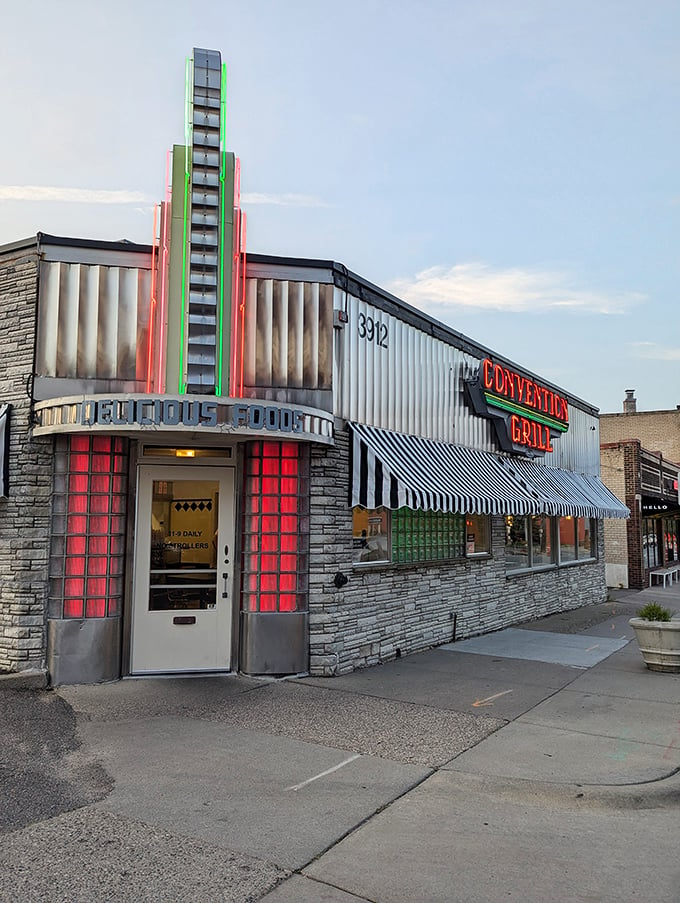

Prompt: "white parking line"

[285,753,361,791]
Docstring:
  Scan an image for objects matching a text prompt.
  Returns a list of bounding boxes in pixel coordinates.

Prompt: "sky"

[1,0,679,415]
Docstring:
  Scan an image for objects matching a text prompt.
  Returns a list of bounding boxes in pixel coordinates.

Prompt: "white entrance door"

[131,465,235,674]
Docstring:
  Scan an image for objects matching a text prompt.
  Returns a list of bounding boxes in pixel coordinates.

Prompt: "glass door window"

[149,479,219,611]
[664,519,679,562]
[642,519,660,570]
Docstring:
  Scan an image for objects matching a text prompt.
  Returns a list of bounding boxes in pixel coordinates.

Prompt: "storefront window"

[664,519,679,562]
[531,515,553,567]
[558,517,596,563]
[465,515,490,555]
[577,519,595,559]
[507,515,597,571]
[505,515,530,570]
[352,508,466,564]
[642,519,660,570]
[558,516,577,563]
[352,508,390,563]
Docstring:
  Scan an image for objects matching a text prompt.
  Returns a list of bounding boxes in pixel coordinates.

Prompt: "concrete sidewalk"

[2,589,679,902]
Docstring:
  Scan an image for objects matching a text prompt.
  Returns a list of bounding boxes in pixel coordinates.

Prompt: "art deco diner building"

[0,49,628,684]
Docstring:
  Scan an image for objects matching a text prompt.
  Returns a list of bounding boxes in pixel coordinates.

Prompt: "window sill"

[352,560,390,570]
[558,557,597,568]
[352,557,472,571]
[507,558,598,577]
[506,565,555,578]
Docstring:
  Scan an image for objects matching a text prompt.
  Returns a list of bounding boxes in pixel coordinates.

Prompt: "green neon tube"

[484,393,569,432]
[216,151,227,395]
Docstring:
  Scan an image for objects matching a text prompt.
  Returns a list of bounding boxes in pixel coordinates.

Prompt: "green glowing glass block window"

[391,509,465,564]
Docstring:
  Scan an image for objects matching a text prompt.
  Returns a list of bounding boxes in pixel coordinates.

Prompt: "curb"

[0,669,49,690]
[447,768,680,812]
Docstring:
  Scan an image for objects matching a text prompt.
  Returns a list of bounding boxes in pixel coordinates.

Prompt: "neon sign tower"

[152,48,246,397]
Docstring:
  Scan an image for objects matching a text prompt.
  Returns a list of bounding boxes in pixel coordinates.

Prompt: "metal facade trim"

[33,394,335,444]
[38,233,152,268]
[248,254,599,418]
[242,277,333,393]
[336,291,602,474]
[36,260,152,385]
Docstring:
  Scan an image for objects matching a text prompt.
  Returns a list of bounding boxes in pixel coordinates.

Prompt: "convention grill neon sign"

[467,358,570,455]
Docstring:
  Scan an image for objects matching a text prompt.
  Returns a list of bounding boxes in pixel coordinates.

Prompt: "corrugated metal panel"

[543,406,602,476]
[242,278,258,388]
[242,277,333,391]
[77,264,99,376]
[36,260,151,383]
[288,282,304,387]
[338,293,497,450]
[337,292,600,474]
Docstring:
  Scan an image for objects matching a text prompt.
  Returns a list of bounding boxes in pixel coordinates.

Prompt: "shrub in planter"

[629,603,680,673]
[637,602,671,622]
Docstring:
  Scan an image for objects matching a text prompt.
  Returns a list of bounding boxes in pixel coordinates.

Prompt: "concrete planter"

[628,618,680,673]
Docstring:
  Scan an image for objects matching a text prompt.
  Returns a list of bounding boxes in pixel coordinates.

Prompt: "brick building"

[600,391,680,589]
[601,389,680,462]
[0,48,628,684]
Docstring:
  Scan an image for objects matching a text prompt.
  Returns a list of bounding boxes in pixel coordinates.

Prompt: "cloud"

[241,191,328,208]
[389,263,644,316]
[0,185,153,205]
[0,184,330,210]
[630,342,680,361]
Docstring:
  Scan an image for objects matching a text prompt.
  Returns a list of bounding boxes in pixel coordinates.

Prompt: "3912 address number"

[357,312,388,348]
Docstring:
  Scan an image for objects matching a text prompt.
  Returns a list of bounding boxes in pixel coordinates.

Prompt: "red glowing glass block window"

[48,436,128,619]
[241,441,310,613]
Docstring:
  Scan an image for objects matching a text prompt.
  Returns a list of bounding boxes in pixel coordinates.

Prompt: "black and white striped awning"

[500,456,629,520]
[350,422,629,519]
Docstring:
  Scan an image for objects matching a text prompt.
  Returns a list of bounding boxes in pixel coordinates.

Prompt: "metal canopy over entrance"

[33,394,334,444]
[350,422,629,519]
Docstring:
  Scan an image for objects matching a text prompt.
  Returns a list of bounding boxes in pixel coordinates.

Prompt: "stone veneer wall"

[308,421,607,676]
[0,246,53,673]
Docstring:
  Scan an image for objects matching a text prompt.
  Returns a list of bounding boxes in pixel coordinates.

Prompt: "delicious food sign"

[32,395,334,444]
[465,358,569,455]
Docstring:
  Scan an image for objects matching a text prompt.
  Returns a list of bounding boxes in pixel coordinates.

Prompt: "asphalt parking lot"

[2,590,679,902]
